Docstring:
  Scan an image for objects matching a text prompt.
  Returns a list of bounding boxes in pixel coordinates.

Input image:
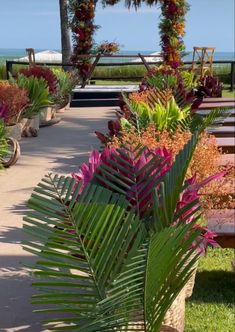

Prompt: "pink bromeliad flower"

[71,148,116,193]
[177,171,226,254]
[71,146,172,205]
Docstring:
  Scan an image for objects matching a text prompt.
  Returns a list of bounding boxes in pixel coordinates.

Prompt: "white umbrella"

[17,50,62,64]
[132,51,163,63]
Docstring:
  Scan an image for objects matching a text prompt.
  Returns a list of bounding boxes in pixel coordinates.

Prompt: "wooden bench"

[216,137,235,154]
[199,102,235,109]
[198,98,235,249]
[206,210,235,248]
[209,126,235,137]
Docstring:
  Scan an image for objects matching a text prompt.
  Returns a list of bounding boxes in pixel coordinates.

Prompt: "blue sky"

[0,0,234,52]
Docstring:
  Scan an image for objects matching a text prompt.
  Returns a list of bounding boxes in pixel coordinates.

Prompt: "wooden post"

[81,53,101,88]
[230,61,234,91]
[26,48,35,66]
[138,53,151,72]
[6,61,13,80]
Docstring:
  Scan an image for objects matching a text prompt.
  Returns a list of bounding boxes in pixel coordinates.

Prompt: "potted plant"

[23,135,221,331]
[20,66,58,124]
[11,74,51,136]
[0,119,8,169]
[0,81,29,140]
[52,69,77,111]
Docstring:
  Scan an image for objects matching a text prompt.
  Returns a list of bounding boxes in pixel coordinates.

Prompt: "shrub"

[197,75,223,97]
[20,66,58,94]
[109,125,233,210]
[0,81,29,125]
[11,74,50,118]
[125,94,191,131]
[0,119,8,168]
[52,69,77,108]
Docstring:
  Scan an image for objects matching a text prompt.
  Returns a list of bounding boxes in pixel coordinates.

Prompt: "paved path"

[0,107,115,332]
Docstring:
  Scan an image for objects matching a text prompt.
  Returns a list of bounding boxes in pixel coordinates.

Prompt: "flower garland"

[159,0,189,69]
[69,0,98,80]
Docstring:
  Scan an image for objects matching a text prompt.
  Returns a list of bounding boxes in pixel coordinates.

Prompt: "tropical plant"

[95,40,120,54]
[140,66,202,111]
[20,66,58,94]
[0,81,29,125]
[124,95,191,131]
[0,119,8,168]
[52,68,77,108]
[197,75,223,98]
[23,134,206,331]
[10,74,50,118]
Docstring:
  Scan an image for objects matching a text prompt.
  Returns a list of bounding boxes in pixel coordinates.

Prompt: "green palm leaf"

[23,174,145,330]
[86,223,200,332]
[23,135,203,331]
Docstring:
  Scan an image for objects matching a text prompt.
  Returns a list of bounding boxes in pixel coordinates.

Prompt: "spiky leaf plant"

[23,134,202,331]
[0,119,8,168]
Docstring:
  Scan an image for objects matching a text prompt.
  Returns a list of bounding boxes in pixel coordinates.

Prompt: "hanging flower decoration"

[69,0,98,80]
[159,0,189,69]
[95,41,120,55]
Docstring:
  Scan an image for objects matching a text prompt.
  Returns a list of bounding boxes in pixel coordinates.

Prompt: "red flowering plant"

[95,41,120,54]
[20,66,58,95]
[72,138,224,254]
[69,0,98,81]
[159,0,189,69]
[0,81,29,125]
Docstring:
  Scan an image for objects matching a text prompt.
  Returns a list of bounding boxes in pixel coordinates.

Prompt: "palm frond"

[23,175,145,330]
[192,107,231,133]
[151,132,199,231]
[87,223,200,332]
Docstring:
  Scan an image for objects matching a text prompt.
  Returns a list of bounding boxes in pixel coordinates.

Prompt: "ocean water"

[0,48,234,63]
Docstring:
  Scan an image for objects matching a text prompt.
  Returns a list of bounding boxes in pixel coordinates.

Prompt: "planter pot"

[161,288,186,332]
[1,137,21,168]
[7,123,22,141]
[56,95,71,113]
[40,106,54,123]
[21,115,40,137]
[181,252,199,299]
[127,288,186,332]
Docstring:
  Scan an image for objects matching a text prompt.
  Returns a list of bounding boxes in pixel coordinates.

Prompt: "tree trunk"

[59,0,72,71]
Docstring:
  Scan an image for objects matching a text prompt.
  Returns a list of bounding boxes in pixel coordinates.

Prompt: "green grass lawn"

[185,248,235,332]
[222,85,235,98]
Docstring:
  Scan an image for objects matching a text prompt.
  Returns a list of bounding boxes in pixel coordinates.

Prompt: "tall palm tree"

[59,0,72,70]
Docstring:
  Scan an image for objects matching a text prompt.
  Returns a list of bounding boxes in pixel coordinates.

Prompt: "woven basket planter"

[7,123,22,141]
[161,287,186,332]
[185,265,198,299]
[40,106,56,124]
[21,115,40,137]
[183,252,199,299]
[126,287,186,332]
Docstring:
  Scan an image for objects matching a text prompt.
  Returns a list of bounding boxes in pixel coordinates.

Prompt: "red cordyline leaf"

[20,66,58,94]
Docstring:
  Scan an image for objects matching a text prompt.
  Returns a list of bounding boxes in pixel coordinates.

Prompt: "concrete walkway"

[0,107,115,332]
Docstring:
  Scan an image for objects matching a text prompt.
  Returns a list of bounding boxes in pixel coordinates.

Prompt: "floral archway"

[69,0,189,78]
